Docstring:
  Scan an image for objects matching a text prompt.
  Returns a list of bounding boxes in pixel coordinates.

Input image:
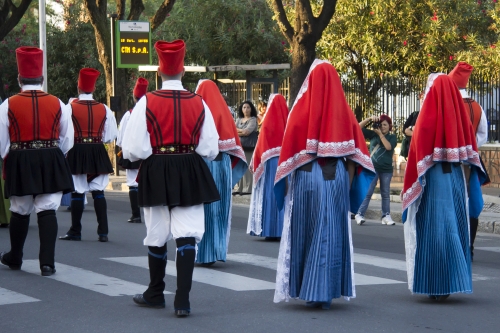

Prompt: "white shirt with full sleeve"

[116,110,138,187]
[459,89,488,147]
[122,80,220,246]
[0,84,74,214]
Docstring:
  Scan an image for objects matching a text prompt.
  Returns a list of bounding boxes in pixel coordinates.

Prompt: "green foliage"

[318,0,500,78]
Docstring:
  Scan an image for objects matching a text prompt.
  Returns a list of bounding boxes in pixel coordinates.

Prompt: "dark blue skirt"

[289,160,354,302]
[413,163,472,295]
[196,153,232,263]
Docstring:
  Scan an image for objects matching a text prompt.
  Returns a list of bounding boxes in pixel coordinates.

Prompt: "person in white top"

[116,77,149,223]
[0,46,74,277]
[59,68,117,243]
[122,40,219,317]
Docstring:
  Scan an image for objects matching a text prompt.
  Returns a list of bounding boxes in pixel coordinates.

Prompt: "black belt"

[10,140,59,150]
[75,137,103,144]
[153,144,197,155]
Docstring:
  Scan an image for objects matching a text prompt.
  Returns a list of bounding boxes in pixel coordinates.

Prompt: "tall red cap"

[448,62,474,89]
[155,40,185,76]
[16,47,43,78]
[78,68,100,92]
[133,77,149,99]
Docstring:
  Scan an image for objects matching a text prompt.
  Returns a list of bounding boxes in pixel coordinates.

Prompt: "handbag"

[240,131,259,148]
[400,136,410,159]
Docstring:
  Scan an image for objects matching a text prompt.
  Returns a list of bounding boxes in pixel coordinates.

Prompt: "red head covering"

[195,80,247,175]
[379,114,392,131]
[16,47,43,78]
[78,68,100,92]
[274,60,374,186]
[133,77,149,99]
[155,40,185,76]
[252,94,289,184]
[448,62,473,89]
[401,74,482,211]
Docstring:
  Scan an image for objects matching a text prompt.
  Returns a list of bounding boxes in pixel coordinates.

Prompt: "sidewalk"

[107,175,500,235]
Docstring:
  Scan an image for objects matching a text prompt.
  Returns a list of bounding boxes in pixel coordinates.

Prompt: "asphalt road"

[0,191,499,333]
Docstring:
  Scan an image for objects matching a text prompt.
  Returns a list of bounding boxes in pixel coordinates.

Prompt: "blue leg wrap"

[177,244,196,257]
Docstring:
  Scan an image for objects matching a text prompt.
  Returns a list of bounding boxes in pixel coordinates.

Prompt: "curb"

[107,181,500,235]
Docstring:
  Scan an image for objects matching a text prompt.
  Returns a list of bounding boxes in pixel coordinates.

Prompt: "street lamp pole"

[39,0,47,92]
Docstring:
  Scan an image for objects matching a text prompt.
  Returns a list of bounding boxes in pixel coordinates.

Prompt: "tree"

[0,0,33,42]
[83,0,175,113]
[268,0,338,103]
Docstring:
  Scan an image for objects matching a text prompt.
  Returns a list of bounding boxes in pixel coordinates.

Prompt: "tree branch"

[116,0,126,20]
[271,0,294,43]
[150,0,176,32]
[128,0,145,21]
[0,0,32,42]
[313,0,337,36]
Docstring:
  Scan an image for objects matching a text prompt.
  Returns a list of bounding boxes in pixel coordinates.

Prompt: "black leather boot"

[60,192,84,240]
[128,187,141,223]
[135,244,167,307]
[174,237,196,317]
[37,210,58,272]
[92,191,109,240]
[0,212,30,269]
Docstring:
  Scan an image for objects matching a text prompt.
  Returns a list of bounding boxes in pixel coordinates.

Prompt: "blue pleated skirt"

[196,153,232,263]
[289,160,353,302]
[413,163,472,295]
[253,157,284,238]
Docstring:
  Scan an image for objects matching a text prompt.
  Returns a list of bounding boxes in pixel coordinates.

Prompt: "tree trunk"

[289,40,316,106]
[0,0,33,42]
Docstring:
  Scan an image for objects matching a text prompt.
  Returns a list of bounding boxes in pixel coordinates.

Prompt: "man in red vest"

[0,47,74,276]
[122,40,220,317]
[116,77,148,224]
[59,68,117,242]
[448,62,488,261]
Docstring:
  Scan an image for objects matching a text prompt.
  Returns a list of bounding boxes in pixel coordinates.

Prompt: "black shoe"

[200,261,215,267]
[0,224,9,228]
[175,309,190,317]
[0,251,21,270]
[98,235,108,242]
[132,294,165,308]
[58,234,81,241]
[435,295,450,301]
[127,216,142,223]
[41,265,56,276]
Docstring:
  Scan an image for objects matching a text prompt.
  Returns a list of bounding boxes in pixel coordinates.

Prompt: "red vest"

[71,100,106,140]
[8,91,61,142]
[463,98,482,135]
[145,90,205,147]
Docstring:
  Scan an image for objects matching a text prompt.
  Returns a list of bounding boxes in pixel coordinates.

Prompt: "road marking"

[475,247,500,253]
[0,287,40,306]
[226,253,405,286]
[104,257,276,291]
[21,260,172,296]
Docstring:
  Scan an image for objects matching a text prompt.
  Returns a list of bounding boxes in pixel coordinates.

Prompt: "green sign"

[116,21,152,68]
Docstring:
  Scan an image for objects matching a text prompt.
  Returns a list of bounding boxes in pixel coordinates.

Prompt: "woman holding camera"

[356,115,397,226]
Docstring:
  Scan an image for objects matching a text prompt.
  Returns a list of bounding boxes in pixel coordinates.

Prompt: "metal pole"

[39,0,47,92]
[109,14,117,96]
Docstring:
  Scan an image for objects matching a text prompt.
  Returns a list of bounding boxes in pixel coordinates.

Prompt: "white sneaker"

[355,214,365,225]
[382,215,395,225]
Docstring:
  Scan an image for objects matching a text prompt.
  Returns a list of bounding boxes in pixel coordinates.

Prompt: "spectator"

[355,114,397,226]
[401,92,424,158]
[234,101,258,195]
[257,101,267,129]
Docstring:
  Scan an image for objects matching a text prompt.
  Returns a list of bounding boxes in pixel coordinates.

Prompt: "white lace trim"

[247,164,266,236]
[274,173,295,303]
[226,171,233,251]
[253,147,281,184]
[219,138,246,162]
[404,191,422,292]
[401,146,481,210]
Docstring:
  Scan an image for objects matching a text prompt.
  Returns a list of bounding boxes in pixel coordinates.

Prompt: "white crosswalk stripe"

[103,257,276,291]
[475,247,500,253]
[0,287,40,306]
[21,260,172,296]
[226,253,405,286]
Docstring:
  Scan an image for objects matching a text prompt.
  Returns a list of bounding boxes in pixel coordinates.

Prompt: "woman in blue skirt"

[194,80,247,265]
[273,60,375,309]
[401,74,486,301]
[248,94,289,240]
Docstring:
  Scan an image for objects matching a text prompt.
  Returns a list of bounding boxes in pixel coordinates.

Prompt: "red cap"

[78,68,100,92]
[155,40,185,76]
[448,62,473,89]
[133,77,149,99]
[16,47,43,78]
